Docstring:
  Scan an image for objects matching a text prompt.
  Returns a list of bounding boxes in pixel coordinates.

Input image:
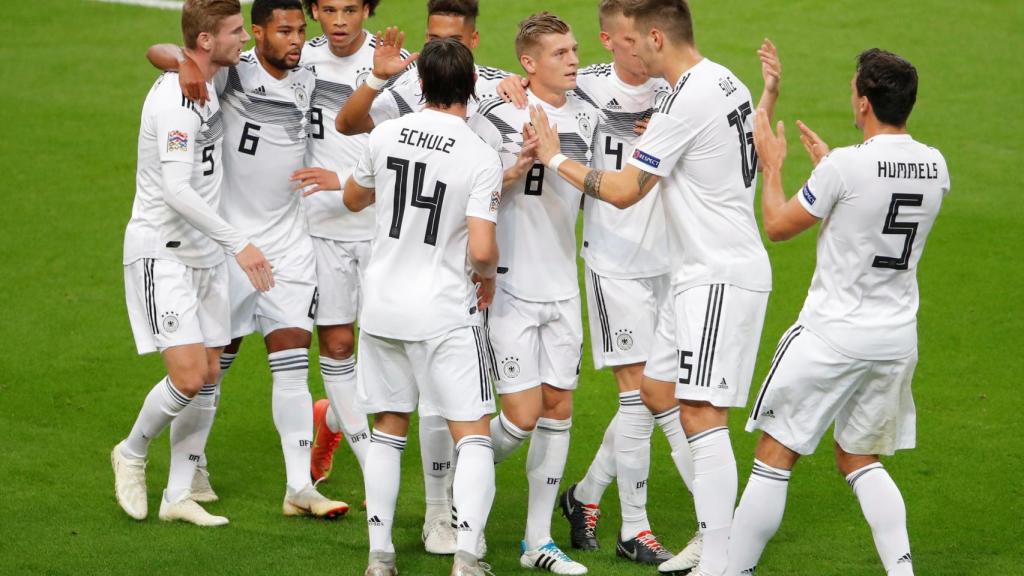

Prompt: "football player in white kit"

[727,49,948,576]
[468,12,598,575]
[331,0,513,555]
[146,0,348,518]
[529,2,775,574]
[312,38,502,576]
[112,0,273,527]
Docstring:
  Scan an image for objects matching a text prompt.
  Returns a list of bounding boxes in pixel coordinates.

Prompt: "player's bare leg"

[313,323,370,483]
[265,327,348,518]
[489,386,543,462]
[679,401,734,576]
[364,411,410,576]
[447,418,496,574]
[835,445,914,575]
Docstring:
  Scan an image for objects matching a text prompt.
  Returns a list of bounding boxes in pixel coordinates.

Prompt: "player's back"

[798,135,949,360]
[470,92,598,302]
[358,109,503,341]
[126,72,225,269]
[217,50,316,257]
[635,58,770,293]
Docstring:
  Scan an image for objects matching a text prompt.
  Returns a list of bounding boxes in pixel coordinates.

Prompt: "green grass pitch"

[1,0,1022,574]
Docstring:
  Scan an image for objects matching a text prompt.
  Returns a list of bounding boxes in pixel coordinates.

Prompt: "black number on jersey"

[525,163,544,196]
[310,108,324,140]
[238,122,261,155]
[201,145,215,176]
[726,102,758,188]
[604,136,624,170]
[678,350,694,385]
[872,193,924,270]
[386,156,448,246]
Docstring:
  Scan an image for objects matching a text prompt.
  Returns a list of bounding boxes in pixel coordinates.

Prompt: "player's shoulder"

[476,64,509,81]
[306,34,329,50]
[579,62,614,78]
[238,49,258,67]
[147,72,196,111]
[476,95,518,121]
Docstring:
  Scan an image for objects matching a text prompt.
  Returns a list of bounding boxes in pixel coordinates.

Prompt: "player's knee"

[833,442,878,477]
[319,326,355,359]
[171,370,207,398]
[205,361,221,386]
[502,405,541,432]
[640,383,674,413]
[540,387,573,420]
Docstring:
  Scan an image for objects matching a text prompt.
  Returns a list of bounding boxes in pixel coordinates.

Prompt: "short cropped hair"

[301,0,379,18]
[427,0,479,26]
[856,48,918,127]
[181,0,242,49]
[418,38,476,108]
[598,0,627,28]
[621,0,694,45]
[252,0,304,27]
[515,12,571,57]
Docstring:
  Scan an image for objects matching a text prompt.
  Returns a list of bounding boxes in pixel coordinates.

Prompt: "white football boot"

[283,484,349,518]
[451,550,494,576]
[364,551,398,576]
[423,513,458,554]
[658,531,703,574]
[158,491,228,526]
[189,465,218,503]
[111,441,148,520]
[520,540,588,574]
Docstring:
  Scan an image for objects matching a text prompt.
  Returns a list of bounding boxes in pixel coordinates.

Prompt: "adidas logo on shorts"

[761,409,776,418]
[718,378,729,389]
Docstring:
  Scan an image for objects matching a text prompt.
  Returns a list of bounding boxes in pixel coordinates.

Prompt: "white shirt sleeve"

[369,89,403,127]
[156,104,200,165]
[467,115,513,168]
[626,111,695,177]
[352,133,376,189]
[466,153,503,224]
[797,154,845,219]
[161,162,249,255]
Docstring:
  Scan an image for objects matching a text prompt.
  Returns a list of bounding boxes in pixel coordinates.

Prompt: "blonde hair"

[515,12,571,56]
[182,0,242,49]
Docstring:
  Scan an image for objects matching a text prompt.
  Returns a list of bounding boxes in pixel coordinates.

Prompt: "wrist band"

[364,73,388,92]
[548,153,568,173]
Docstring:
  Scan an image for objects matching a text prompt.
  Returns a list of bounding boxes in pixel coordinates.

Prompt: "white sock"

[420,414,455,519]
[320,356,369,470]
[689,426,736,576]
[365,429,406,554]
[616,391,654,539]
[489,411,530,463]
[166,383,218,501]
[194,352,234,469]
[654,405,695,493]
[575,413,617,506]
[847,463,914,576]
[525,417,571,549]
[269,348,314,493]
[453,435,495,558]
[727,459,791,575]
[123,376,192,459]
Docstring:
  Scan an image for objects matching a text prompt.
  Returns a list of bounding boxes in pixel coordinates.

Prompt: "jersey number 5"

[387,157,447,246]
[873,193,923,270]
[727,102,758,188]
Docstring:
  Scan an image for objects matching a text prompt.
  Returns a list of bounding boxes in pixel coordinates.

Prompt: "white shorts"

[645,283,768,408]
[124,258,230,355]
[487,286,583,395]
[585,268,669,370]
[746,325,918,456]
[357,326,496,421]
[229,243,317,338]
[312,237,371,326]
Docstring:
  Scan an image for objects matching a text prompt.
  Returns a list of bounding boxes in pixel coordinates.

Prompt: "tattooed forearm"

[637,170,654,195]
[583,169,604,200]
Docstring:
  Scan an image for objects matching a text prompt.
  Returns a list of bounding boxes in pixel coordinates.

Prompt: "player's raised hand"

[179,54,209,107]
[753,110,786,172]
[796,120,829,166]
[759,38,781,96]
[507,123,540,180]
[236,244,275,292]
[291,167,341,196]
[471,272,496,311]
[498,74,530,109]
[528,105,560,166]
[372,27,419,81]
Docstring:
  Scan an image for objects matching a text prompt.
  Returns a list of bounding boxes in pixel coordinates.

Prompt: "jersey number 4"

[387,157,447,246]
[727,102,758,188]
[873,193,923,270]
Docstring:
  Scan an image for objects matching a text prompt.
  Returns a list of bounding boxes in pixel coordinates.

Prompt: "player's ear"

[519,53,536,75]
[196,31,213,52]
[311,3,320,21]
[598,30,612,51]
[469,30,480,51]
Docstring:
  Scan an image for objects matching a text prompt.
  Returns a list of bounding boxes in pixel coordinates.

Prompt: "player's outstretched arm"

[146,44,208,105]
[529,105,658,209]
[753,111,819,241]
[335,27,418,135]
[292,167,341,195]
[342,176,375,212]
[467,217,498,310]
[756,39,782,122]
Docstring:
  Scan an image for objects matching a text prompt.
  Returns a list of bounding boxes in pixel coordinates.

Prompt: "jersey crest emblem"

[615,329,634,351]
[356,68,371,88]
[501,356,521,380]
[293,84,309,109]
[160,311,180,333]
[166,130,189,153]
[575,112,593,140]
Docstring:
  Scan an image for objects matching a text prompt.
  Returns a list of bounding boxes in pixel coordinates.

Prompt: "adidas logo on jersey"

[368,515,384,527]
[606,98,622,110]
[251,85,267,96]
[897,553,913,564]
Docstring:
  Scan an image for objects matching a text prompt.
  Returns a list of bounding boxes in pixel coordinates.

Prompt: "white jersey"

[216,50,317,260]
[469,91,598,302]
[369,63,509,125]
[796,134,949,360]
[354,109,502,341]
[301,33,408,241]
[125,73,226,268]
[628,58,771,293]
[574,63,672,279]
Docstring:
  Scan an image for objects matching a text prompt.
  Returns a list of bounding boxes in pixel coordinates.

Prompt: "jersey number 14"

[387,157,447,246]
